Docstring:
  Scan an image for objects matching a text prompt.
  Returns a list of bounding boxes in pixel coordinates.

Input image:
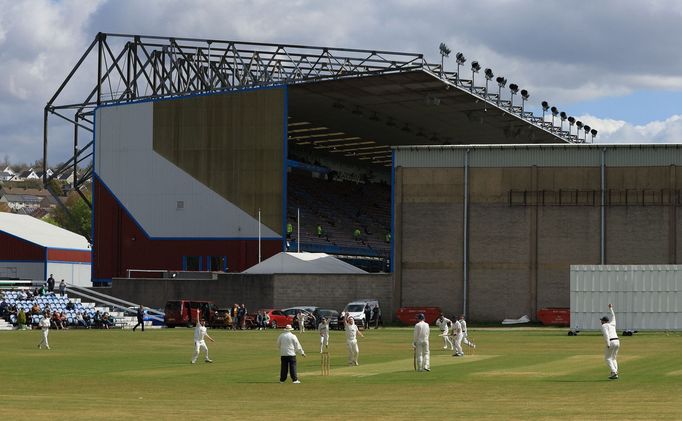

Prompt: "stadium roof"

[0,213,90,250]
[45,33,592,186]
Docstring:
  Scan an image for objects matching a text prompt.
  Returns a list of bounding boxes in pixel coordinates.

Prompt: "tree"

[47,190,91,240]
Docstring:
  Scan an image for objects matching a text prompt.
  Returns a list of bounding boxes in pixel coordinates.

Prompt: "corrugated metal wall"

[570,265,682,331]
[394,144,682,168]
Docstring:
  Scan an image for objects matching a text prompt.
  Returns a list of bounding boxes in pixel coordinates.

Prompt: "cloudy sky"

[1,0,681,166]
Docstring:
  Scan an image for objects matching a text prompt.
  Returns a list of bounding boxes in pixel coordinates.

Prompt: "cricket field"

[1,327,680,420]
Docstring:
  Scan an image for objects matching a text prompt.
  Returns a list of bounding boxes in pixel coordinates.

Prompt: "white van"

[342,299,379,327]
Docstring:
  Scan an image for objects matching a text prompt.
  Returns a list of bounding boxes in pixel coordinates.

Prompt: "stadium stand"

[286,171,390,265]
[0,289,152,330]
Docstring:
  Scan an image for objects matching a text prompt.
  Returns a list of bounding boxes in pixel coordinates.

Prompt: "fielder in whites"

[319,317,330,353]
[344,314,364,366]
[413,313,431,371]
[37,313,50,350]
[434,314,453,350]
[450,318,464,357]
[191,319,215,364]
[600,304,620,380]
[458,314,476,349]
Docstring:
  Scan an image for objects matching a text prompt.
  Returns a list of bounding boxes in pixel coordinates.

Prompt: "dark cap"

[417,313,425,320]
[600,316,609,322]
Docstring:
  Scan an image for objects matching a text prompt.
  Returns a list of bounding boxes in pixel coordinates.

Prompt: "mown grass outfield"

[1,327,681,420]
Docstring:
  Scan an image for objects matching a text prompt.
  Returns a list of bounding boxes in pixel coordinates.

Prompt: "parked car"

[164,300,217,327]
[282,307,317,330]
[260,309,294,329]
[312,308,340,330]
[209,307,233,329]
[342,299,379,328]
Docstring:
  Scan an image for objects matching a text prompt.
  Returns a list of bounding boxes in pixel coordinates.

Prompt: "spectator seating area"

[0,289,135,329]
[287,172,391,260]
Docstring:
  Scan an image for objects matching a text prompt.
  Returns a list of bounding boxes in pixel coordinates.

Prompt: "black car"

[313,308,340,330]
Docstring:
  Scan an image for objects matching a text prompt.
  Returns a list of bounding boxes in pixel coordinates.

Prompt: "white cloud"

[1,0,682,165]
[582,114,682,143]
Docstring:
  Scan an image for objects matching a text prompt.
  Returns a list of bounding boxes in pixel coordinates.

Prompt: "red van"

[164,300,216,327]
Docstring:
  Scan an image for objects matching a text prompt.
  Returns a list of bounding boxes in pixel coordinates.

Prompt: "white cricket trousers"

[192,340,209,363]
[39,329,49,348]
[347,339,359,364]
[463,332,475,348]
[440,329,453,349]
[604,340,620,374]
[415,340,430,371]
[454,333,464,355]
[320,334,329,352]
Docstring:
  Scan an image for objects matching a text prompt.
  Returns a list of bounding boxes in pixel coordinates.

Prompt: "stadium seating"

[286,172,391,261]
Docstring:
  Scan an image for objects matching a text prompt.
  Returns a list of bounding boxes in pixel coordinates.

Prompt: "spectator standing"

[373,305,382,329]
[38,313,51,349]
[133,305,145,332]
[353,228,362,242]
[277,324,305,383]
[364,305,372,329]
[17,308,27,330]
[58,280,66,295]
[238,304,247,329]
[231,304,239,330]
[287,222,293,239]
[316,224,323,238]
[256,310,264,331]
[263,311,271,329]
[413,313,431,372]
[47,274,55,293]
[191,319,215,364]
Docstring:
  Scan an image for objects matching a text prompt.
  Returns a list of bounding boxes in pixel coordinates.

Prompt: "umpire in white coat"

[277,324,306,383]
[413,313,431,372]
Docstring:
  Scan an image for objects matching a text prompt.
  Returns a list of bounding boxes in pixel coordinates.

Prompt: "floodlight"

[520,89,529,113]
[576,120,583,128]
[568,116,575,136]
[470,61,481,92]
[550,106,559,126]
[439,42,451,57]
[484,68,494,80]
[496,76,507,88]
[439,43,451,76]
[483,68,494,95]
[560,111,567,120]
[558,111,567,132]
[591,129,598,137]
[455,52,466,84]
[509,83,519,94]
[541,101,549,121]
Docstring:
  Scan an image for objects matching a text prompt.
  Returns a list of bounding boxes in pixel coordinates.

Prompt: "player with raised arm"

[600,303,620,380]
[191,319,215,364]
[344,314,364,366]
